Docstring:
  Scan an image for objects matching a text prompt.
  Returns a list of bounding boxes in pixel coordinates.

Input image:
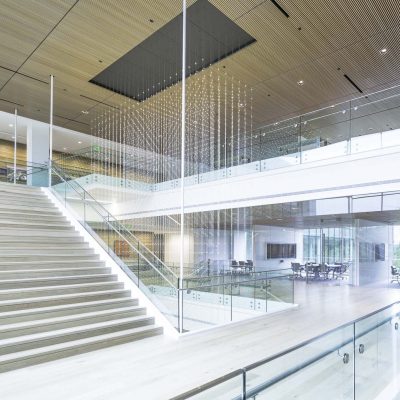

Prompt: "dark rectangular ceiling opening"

[89,0,256,102]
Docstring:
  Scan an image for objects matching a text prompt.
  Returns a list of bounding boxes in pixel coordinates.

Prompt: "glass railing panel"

[246,324,355,400]
[382,192,400,211]
[302,140,348,164]
[266,272,294,312]
[227,161,260,178]
[260,153,300,171]
[182,280,232,331]
[382,127,400,148]
[354,304,400,399]
[350,132,382,154]
[231,276,266,321]
[198,169,227,184]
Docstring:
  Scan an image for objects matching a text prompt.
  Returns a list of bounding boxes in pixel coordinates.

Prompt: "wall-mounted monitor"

[266,243,296,259]
[375,243,385,261]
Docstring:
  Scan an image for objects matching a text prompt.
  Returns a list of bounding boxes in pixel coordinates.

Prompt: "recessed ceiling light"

[81,110,89,114]
[354,106,358,111]
[63,147,67,150]
[380,48,387,54]
[297,80,304,86]
[8,124,13,127]
[78,141,82,144]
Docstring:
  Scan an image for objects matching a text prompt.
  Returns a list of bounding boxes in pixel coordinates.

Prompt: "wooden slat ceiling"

[0,0,399,133]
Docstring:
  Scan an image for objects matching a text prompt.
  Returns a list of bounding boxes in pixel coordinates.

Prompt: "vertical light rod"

[178,0,187,334]
[13,108,17,184]
[49,74,54,186]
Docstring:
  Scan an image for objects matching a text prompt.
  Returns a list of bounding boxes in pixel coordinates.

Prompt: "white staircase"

[0,182,162,372]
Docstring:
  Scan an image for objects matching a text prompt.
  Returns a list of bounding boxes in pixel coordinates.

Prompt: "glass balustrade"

[50,84,400,195]
[176,302,400,399]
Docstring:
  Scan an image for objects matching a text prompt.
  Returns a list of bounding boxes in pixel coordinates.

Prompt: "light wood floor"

[0,282,399,400]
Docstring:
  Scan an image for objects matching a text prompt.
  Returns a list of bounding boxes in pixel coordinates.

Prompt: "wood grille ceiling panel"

[0,0,399,132]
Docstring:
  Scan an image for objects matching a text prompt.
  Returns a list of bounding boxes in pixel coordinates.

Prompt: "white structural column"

[26,122,50,187]
[48,74,54,186]
[178,0,187,333]
[13,108,17,184]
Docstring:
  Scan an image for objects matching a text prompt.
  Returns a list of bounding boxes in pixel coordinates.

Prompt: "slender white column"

[13,108,17,184]
[178,0,187,333]
[49,74,54,186]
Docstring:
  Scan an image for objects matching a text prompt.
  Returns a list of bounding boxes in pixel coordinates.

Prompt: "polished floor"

[0,281,399,400]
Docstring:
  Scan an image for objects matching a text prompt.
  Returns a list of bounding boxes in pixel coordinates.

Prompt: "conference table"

[304,263,343,281]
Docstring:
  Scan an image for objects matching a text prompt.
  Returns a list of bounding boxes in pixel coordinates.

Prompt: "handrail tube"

[51,161,177,279]
[183,274,293,291]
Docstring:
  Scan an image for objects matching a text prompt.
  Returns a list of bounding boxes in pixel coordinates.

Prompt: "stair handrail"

[50,162,178,289]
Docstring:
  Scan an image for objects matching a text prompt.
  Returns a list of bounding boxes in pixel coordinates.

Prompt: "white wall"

[355,222,393,286]
[253,225,303,271]
[164,233,194,267]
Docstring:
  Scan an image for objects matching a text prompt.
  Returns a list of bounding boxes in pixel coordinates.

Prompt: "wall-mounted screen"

[266,243,296,259]
[375,243,385,261]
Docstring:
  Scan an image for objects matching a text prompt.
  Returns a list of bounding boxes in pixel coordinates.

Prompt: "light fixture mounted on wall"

[380,48,388,54]
[297,80,304,86]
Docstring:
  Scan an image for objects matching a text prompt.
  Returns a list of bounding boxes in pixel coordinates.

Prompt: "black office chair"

[291,262,303,279]
[246,260,254,272]
[391,266,400,285]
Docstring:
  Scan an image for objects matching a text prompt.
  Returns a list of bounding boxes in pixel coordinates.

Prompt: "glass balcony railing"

[176,301,400,399]
[54,83,400,195]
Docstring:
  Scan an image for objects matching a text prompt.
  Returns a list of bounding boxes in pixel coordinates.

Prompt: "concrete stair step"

[0,266,110,277]
[0,254,100,262]
[0,289,131,312]
[0,221,73,230]
[0,266,111,277]
[0,212,66,222]
[0,193,51,204]
[0,298,139,325]
[0,188,47,198]
[0,324,162,373]
[0,248,94,256]
[0,205,60,215]
[0,260,106,269]
[0,281,124,301]
[0,315,155,356]
[0,237,85,245]
[0,204,59,214]
[0,198,55,208]
[0,183,42,194]
[0,229,79,237]
[0,274,118,290]
[0,305,147,339]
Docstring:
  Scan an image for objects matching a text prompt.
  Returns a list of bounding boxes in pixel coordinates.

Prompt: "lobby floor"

[0,282,399,400]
